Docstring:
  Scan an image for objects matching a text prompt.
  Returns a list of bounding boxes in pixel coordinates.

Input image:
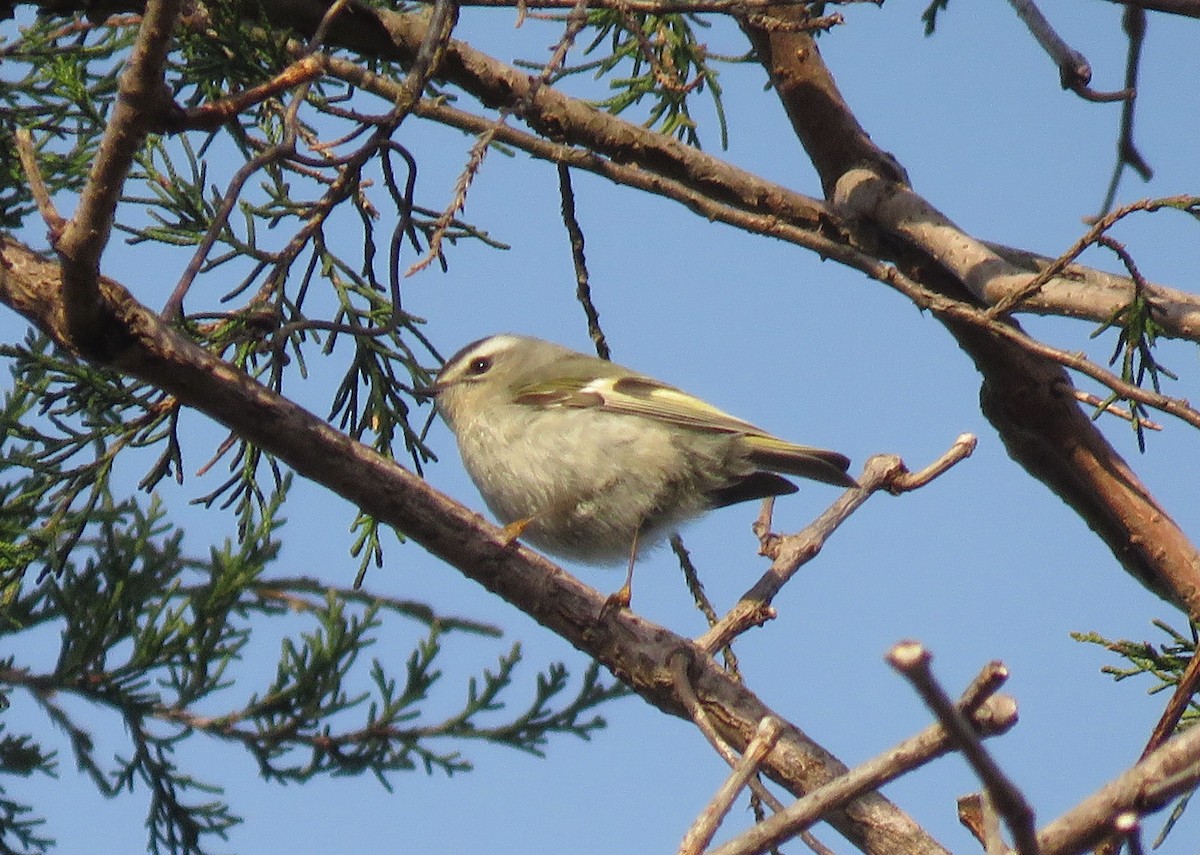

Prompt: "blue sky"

[5,2,1200,853]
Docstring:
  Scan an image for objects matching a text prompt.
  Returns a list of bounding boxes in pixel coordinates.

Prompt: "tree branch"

[15,3,1200,343]
[697,439,974,654]
[833,169,1200,614]
[730,15,1200,614]
[0,233,949,855]
[1007,0,1131,101]
[1098,4,1152,214]
[708,686,1020,855]
[1035,720,1200,855]
[53,0,182,354]
[888,642,1037,855]
[737,9,906,197]
[316,48,1200,347]
[1099,0,1200,20]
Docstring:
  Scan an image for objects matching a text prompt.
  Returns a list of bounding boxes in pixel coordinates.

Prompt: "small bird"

[424,334,856,609]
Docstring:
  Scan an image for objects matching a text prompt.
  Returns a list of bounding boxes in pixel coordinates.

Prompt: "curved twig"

[696,436,975,654]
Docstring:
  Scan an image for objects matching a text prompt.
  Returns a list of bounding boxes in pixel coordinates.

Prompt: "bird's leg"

[601,526,641,617]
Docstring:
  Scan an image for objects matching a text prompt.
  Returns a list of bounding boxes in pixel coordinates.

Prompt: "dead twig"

[557,164,610,360]
[1098,5,1152,215]
[707,663,1018,855]
[697,435,974,653]
[679,716,783,855]
[1007,0,1132,102]
[888,641,1038,855]
[667,653,845,855]
[886,433,977,493]
[408,0,587,276]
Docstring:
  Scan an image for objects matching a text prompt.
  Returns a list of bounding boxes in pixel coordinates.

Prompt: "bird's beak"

[411,381,442,400]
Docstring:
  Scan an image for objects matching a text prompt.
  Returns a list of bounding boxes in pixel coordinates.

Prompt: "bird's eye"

[466,356,492,376]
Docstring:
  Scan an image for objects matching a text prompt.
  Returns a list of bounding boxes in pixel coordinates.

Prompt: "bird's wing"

[515,374,856,487]
[513,374,764,435]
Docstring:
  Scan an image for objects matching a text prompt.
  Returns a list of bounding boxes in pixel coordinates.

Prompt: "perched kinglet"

[425,334,856,601]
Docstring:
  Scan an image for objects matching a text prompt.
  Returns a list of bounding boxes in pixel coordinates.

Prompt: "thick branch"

[1035,720,1200,855]
[739,10,1200,615]
[0,234,948,855]
[317,49,1200,346]
[22,0,1200,345]
[1101,0,1200,19]
[738,9,906,196]
[834,170,1200,614]
[282,0,833,229]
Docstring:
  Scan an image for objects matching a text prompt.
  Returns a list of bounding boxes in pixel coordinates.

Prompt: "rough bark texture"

[738,12,1200,616]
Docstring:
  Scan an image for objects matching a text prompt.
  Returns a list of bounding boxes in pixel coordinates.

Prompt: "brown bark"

[739,9,906,197]
[0,234,948,855]
[5,4,1200,850]
[739,11,1200,615]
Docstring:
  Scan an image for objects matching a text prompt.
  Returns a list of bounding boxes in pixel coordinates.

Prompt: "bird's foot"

[499,517,533,546]
[599,582,632,620]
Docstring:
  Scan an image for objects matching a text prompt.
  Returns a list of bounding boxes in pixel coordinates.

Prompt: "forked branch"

[697,435,977,653]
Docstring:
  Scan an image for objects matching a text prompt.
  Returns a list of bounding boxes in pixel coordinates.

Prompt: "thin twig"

[1069,387,1162,430]
[698,436,973,653]
[162,146,284,320]
[1098,5,1152,216]
[13,128,65,235]
[168,0,452,320]
[1139,645,1200,760]
[679,717,783,855]
[670,535,742,676]
[668,653,787,813]
[958,660,1011,714]
[1007,0,1132,101]
[706,684,1019,855]
[988,308,1200,430]
[986,196,1181,318]
[887,641,1038,855]
[868,259,1200,434]
[667,653,835,855]
[164,55,326,131]
[384,0,458,125]
[750,495,774,546]
[886,432,977,492]
[163,6,353,320]
[557,164,610,360]
[264,140,420,351]
[696,462,880,652]
[408,0,587,276]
